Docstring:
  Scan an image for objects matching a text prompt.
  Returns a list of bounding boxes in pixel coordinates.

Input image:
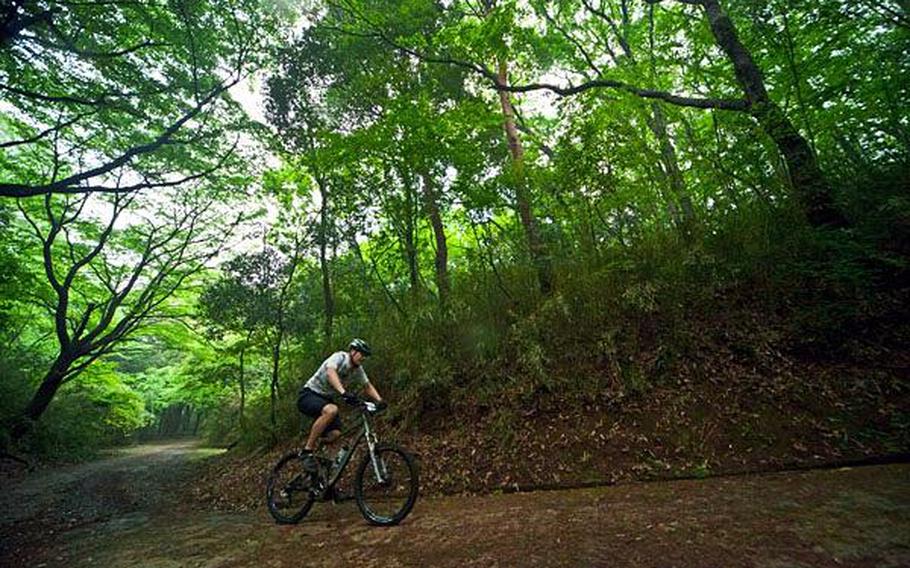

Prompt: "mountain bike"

[266,399,419,526]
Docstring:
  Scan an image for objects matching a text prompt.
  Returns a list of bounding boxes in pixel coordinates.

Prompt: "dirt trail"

[1,442,908,567]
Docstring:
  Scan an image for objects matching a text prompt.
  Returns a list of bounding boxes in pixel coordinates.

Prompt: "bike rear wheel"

[354,444,418,526]
[266,452,317,524]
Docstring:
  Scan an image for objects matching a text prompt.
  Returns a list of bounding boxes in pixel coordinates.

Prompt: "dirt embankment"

[1,441,909,567]
[197,283,910,510]
[192,354,910,512]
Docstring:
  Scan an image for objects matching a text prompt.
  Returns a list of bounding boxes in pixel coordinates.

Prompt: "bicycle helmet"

[349,338,372,356]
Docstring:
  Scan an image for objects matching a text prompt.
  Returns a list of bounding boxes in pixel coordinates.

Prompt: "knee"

[322,404,339,418]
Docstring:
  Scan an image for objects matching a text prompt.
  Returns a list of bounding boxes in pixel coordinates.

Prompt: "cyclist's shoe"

[299,452,318,473]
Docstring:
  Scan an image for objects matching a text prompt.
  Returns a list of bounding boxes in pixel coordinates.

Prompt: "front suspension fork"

[363,418,388,483]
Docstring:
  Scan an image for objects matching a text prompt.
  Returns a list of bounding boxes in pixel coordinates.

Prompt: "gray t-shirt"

[302,351,370,397]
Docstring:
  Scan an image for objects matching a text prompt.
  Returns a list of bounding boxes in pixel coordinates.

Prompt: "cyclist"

[297,338,384,472]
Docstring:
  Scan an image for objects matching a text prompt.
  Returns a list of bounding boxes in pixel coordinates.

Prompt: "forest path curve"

[1,441,909,567]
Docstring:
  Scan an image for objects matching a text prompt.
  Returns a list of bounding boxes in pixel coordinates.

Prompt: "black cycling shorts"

[297,388,342,434]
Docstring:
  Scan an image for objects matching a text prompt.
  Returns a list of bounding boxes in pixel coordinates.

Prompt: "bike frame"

[323,401,387,490]
[268,399,415,527]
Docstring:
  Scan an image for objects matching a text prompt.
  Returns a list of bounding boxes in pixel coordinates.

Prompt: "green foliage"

[1,0,290,197]
[13,363,149,459]
[199,248,294,335]
[2,0,908,460]
[0,355,32,450]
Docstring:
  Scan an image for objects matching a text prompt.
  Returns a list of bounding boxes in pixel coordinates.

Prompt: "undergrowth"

[215,169,910,447]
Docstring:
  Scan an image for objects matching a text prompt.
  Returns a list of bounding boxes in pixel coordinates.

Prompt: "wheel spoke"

[356,446,418,525]
[267,453,316,524]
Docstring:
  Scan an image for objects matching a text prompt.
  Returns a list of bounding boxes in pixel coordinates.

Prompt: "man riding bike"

[296,338,384,472]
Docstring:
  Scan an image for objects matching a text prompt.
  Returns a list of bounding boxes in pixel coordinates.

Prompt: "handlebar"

[340,394,387,414]
[362,400,388,414]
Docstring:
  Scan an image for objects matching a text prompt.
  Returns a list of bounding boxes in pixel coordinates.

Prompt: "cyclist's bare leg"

[305,404,339,451]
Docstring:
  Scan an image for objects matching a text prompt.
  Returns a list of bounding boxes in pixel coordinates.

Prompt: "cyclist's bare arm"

[326,367,345,395]
[327,366,381,402]
[363,382,382,403]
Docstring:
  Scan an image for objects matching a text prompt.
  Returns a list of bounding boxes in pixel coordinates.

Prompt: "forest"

[1,0,908,498]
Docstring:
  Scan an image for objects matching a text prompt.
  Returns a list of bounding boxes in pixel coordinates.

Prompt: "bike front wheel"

[354,444,419,526]
[266,452,317,524]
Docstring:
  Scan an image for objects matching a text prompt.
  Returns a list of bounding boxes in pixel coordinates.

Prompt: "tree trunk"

[270,335,280,431]
[621,6,696,235]
[701,0,846,227]
[238,350,246,430]
[350,235,406,317]
[780,9,817,153]
[404,229,420,296]
[268,238,300,435]
[421,172,450,309]
[238,329,252,430]
[496,60,553,294]
[317,179,335,345]
[12,360,69,440]
[23,369,66,423]
[468,216,514,301]
[192,410,203,436]
[647,102,696,233]
[402,184,421,297]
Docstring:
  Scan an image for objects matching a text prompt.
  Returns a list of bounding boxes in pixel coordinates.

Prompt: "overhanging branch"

[323,18,748,112]
[0,77,241,198]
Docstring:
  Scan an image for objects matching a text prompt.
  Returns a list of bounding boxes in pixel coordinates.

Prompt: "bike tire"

[266,452,316,524]
[354,444,419,526]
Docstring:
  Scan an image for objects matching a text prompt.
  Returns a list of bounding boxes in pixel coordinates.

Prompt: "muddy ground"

[1,441,908,567]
